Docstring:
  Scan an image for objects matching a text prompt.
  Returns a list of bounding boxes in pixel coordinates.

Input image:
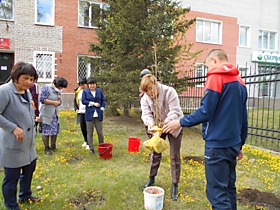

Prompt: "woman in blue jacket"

[82,77,106,154]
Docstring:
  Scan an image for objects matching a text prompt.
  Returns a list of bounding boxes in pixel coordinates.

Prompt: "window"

[196,19,222,44]
[0,0,13,20]
[238,66,249,77]
[78,1,108,28]
[78,56,91,81]
[195,63,207,87]
[258,65,278,97]
[239,26,250,47]
[34,51,55,82]
[35,0,54,25]
[258,30,277,51]
[77,55,100,81]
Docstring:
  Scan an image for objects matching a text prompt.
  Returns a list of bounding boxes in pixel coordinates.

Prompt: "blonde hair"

[205,49,228,62]
[140,74,157,92]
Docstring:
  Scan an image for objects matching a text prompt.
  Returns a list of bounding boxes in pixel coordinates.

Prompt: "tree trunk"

[123,103,130,117]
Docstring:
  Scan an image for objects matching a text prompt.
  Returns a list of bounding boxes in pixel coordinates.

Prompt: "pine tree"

[87,0,202,117]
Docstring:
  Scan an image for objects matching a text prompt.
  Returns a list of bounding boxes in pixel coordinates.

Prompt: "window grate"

[35,52,54,82]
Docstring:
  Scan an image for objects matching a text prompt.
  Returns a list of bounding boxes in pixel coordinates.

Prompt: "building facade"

[1,0,279,109]
[0,0,103,94]
[180,0,280,99]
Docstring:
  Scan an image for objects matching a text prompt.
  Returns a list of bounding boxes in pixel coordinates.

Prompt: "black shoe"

[45,146,52,155]
[19,196,41,203]
[172,183,178,201]
[142,176,155,191]
[51,144,57,152]
[90,149,95,154]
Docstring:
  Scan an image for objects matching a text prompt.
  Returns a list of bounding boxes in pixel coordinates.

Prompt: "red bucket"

[98,143,113,159]
[128,137,141,152]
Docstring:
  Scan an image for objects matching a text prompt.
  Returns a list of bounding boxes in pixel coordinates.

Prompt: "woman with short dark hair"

[82,77,106,154]
[0,61,40,210]
[39,77,68,154]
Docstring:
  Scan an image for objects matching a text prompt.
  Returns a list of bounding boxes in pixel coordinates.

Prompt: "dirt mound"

[183,156,204,163]
[238,188,280,209]
[68,189,105,209]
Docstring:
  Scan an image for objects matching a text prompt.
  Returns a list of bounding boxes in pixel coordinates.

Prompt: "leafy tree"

[88,0,202,117]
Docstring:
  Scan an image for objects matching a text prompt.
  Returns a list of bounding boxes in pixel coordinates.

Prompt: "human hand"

[35,116,40,122]
[147,122,155,133]
[54,100,61,107]
[13,127,24,142]
[94,102,100,107]
[75,109,79,113]
[236,150,244,161]
[162,120,181,133]
[158,121,167,128]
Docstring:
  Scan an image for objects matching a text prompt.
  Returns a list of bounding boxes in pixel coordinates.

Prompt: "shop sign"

[0,38,10,49]
[252,52,280,63]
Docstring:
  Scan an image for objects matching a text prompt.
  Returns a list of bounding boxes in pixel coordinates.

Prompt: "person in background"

[163,49,248,210]
[39,77,68,154]
[140,74,183,201]
[0,62,41,210]
[82,77,106,154]
[29,81,40,131]
[74,78,89,150]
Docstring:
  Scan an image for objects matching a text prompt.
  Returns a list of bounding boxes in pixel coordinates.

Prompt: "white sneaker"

[81,142,87,147]
[86,145,90,150]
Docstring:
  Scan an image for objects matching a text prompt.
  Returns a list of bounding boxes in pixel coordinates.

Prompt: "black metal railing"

[181,62,280,152]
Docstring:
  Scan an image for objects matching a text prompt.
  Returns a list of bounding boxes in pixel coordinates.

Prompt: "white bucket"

[143,186,164,210]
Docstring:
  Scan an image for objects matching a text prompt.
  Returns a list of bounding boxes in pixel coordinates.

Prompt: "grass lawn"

[0,110,279,209]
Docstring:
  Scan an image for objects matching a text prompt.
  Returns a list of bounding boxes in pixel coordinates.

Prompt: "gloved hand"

[88,101,94,107]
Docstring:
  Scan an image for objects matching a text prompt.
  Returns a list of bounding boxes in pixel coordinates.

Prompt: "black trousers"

[2,159,37,209]
[78,113,87,143]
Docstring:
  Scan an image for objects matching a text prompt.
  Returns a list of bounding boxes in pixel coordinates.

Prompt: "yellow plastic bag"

[143,130,169,153]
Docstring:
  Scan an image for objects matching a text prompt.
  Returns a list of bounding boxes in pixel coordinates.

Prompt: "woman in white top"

[74,78,89,149]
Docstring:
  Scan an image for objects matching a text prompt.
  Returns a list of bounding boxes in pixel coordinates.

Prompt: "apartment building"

[180,0,280,98]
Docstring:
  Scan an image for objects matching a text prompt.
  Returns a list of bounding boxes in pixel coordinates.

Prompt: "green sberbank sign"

[252,52,280,63]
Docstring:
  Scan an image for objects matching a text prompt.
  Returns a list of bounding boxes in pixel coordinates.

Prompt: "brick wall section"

[55,0,99,93]
[0,0,62,63]
[177,11,238,96]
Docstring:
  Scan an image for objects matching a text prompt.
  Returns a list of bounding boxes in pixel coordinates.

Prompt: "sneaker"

[81,142,87,147]
[86,145,90,150]
[90,149,95,154]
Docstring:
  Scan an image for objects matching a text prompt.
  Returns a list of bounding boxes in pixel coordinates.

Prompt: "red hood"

[206,64,239,77]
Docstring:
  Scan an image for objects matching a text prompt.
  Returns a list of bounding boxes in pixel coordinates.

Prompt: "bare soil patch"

[238,188,280,209]
[183,156,204,163]
[68,189,105,209]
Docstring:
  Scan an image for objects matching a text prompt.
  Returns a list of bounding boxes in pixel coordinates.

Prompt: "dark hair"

[53,77,68,88]
[87,77,97,84]
[78,78,87,85]
[10,62,38,82]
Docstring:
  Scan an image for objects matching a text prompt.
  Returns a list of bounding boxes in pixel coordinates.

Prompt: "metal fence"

[180,62,280,152]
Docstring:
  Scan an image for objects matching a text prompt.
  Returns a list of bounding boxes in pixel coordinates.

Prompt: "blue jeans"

[204,144,241,210]
[2,159,37,209]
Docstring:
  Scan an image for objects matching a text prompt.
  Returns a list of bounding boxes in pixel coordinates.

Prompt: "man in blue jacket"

[163,49,248,210]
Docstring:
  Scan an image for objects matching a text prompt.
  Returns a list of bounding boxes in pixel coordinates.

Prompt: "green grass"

[0,110,279,209]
